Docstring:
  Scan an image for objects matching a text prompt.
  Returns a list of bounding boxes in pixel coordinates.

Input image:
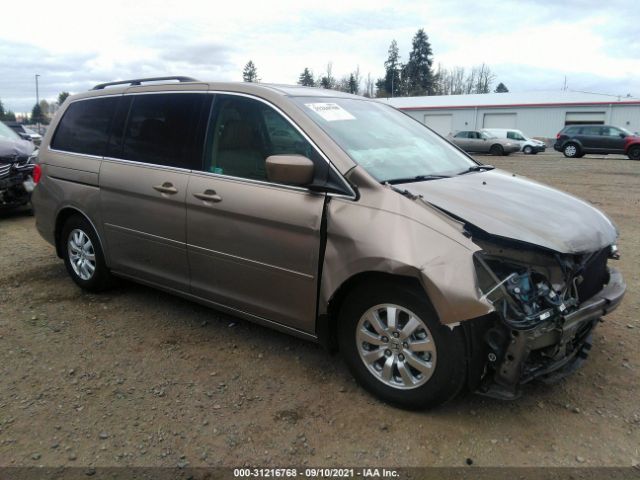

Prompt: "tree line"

[242,28,509,97]
[0,91,70,124]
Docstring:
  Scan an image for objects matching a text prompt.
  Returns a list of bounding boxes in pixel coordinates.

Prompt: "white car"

[482,128,546,154]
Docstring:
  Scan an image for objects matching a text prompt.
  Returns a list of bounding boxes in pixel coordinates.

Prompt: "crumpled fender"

[320,167,494,325]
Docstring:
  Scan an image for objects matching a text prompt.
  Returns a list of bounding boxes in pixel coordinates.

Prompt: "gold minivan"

[32,77,626,408]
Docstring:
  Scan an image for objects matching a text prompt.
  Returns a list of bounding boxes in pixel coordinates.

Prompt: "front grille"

[576,247,610,302]
[0,163,11,179]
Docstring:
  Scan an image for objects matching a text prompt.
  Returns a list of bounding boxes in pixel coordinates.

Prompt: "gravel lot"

[0,153,638,468]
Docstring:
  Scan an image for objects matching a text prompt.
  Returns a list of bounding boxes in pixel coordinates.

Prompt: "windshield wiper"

[457,164,495,175]
[384,174,451,185]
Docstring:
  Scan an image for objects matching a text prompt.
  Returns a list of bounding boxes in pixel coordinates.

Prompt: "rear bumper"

[476,267,625,399]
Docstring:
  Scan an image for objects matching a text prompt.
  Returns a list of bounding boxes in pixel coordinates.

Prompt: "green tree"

[319,62,336,89]
[404,29,434,96]
[378,40,401,97]
[242,60,259,82]
[2,110,16,121]
[494,82,509,93]
[31,103,45,124]
[0,98,5,119]
[58,91,70,104]
[347,73,358,94]
[298,68,315,87]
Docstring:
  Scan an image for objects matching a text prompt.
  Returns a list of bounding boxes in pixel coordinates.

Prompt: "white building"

[384,91,640,140]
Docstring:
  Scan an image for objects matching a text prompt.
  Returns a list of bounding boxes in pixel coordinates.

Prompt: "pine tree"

[495,82,509,93]
[319,62,335,89]
[405,29,434,96]
[347,73,358,94]
[298,68,315,87]
[380,40,401,97]
[242,61,259,82]
[31,103,44,124]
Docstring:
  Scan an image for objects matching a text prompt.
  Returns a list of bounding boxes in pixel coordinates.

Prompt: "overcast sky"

[1,0,638,113]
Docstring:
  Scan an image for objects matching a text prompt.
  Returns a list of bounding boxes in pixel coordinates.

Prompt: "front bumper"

[477,267,626,399]
[525,145,546,153]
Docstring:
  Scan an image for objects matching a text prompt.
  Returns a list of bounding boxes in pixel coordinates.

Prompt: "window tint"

[204,95,314,181]
[601,126,622,137]
[121,93,203,169]
[454,131,468,138]
[507,131,525,140]
[581,126,601,135]
[51,97,118,155]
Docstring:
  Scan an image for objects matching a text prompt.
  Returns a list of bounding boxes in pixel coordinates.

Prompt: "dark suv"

[554,124,640,159]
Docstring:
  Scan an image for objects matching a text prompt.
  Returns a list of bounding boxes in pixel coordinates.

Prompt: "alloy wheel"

[356,304,437,390]
[67,228,96,281]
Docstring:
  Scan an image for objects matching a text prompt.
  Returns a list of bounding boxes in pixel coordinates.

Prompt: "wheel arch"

[54,206,105,260]
[318,270,429,351]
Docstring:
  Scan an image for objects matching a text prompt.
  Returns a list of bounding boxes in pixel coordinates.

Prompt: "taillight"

[556,133,561,139]
[33,164,42,183]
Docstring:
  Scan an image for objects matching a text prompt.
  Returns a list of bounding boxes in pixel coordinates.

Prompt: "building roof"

[382,91,640,110]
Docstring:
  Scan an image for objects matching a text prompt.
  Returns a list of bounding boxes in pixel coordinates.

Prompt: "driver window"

[204,95,313,181]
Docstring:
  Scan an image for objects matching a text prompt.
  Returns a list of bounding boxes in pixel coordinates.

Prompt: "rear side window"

[581,126,601,135]
[121,93,204,169]
[454,131,469,138]
[564,126,581,135]
[51,97,118,155]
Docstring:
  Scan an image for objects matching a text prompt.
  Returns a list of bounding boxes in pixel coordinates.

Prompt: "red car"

[624,135,640,160]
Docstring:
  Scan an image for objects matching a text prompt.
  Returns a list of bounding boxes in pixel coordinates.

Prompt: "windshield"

[0,122,21,141]
[292,97,476,182]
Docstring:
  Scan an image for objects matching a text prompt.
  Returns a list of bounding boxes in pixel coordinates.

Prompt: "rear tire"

[338,280,467,409]
[490,144,504,156]
[563,143,580,158]
[61,215,112,292]
[628,145,640,160]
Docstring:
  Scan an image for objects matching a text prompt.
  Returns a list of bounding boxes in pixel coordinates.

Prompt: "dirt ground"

[0,153,638,469]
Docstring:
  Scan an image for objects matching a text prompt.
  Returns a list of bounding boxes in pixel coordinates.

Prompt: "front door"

[186,94,326,332]
[600,126,627,153]
[100,93,207,290]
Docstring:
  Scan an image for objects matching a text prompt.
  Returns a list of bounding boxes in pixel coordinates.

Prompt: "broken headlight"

[474,253,575,330]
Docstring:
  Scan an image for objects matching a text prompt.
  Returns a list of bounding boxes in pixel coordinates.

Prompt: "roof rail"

[91,76,199,90]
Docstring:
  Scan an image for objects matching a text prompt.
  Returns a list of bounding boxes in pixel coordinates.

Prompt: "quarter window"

[204,95,314,181]
[51,97,118,155]
[454,131,469,138]
[121,93,204,169]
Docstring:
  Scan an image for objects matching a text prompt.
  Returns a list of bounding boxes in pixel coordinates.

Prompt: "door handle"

[193,189,222,202]
[153,182,178,194]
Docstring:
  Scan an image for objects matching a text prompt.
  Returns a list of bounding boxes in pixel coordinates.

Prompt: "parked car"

[554,124,640,159]
[32,77,625,409]
[0,121,37,211]
[3,121,42,146]
[447,130,520,156]
[482,128,546,154]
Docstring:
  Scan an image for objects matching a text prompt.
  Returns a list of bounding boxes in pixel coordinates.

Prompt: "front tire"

[628,145,640,160]
[523,145,533,155]
[61,215,112,292]
[338,281,467,409]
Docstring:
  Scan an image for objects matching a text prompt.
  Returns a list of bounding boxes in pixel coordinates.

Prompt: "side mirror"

[266,155,314,186]
[619,133,626,138]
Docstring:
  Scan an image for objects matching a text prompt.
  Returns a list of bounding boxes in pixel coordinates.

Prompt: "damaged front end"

[470,240,625,400]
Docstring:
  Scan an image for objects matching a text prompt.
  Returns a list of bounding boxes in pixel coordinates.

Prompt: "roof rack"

[91,76,199,90]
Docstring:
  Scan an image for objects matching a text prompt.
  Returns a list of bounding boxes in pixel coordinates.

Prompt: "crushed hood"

[0,137,35,160]
[400,169,617,254]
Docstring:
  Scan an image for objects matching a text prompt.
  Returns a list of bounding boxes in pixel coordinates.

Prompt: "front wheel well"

[54,208,97,258]
[319,271,427,351]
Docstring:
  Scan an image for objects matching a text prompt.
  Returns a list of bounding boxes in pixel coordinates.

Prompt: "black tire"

[489,144,504,156]
[523,145,533,155]
[60,215,112,292]
[338,280,467,409]
[628,145,640,160]
[563,142,580,158]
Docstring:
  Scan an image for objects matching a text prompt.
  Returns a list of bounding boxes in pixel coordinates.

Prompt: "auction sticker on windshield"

[305,103,355,121]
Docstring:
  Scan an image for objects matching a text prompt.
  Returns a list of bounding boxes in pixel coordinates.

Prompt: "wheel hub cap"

[356,304,437,390]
